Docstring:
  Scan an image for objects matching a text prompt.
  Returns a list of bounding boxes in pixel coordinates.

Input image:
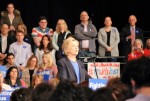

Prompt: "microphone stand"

[93,56,99,79]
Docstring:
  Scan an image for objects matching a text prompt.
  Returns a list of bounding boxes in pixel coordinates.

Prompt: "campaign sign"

[37,70,50,81]
[89,78,108,91]
[0,66,7,77]
[88,62,120,79]
[0,90,14,101]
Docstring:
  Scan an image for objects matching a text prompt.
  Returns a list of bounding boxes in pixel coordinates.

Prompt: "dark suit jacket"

[57,57,91,83]
[120,26,144,57]
[0,35,13,54]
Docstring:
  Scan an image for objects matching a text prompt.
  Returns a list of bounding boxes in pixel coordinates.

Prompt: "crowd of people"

[0,2,150,101]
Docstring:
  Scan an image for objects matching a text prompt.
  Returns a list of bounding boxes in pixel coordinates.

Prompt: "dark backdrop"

[0,0,150,34]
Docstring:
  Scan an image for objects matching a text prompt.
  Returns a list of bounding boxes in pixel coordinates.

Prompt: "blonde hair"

[32,74,43,87]
[62,37,79,55]
[41,52,53,69]
[26,55,38,69]
[55,19,69,34]
[134,39,143,48]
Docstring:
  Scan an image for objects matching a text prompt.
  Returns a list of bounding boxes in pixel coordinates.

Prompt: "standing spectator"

[36,35,55,65]
[0,2,23,36]
[17,23,34,52]
[9,30,32,72]
[0,24,13,65]
[74,11,97,58]
[120,15,144,60]
[31,16,53,49]
[98,16,120,62]
[52,19,71,61]
[57,37,91,84]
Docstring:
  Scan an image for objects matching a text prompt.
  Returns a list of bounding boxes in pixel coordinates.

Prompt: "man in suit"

[57,37,91,84]
[120,15,144,60]
[0,24,13,65]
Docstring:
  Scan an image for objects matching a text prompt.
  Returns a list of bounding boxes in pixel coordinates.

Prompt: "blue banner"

[89,78,108,90]
[36,70,50,81]
[0,66,7,77]
[0,90,14,101]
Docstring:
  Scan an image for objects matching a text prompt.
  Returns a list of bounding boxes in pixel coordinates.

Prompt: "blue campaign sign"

[89,78,108,91]
[0,90,14,101]
[0,66,7,77]
[37,70,50,81]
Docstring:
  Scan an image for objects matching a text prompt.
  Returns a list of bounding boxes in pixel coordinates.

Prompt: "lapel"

[77,60,83,81]
[65,58,77,78]
[101,28,107,41]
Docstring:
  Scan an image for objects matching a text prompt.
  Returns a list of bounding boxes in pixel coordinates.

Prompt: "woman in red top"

[143,38,150,56]
[128,39,144,61]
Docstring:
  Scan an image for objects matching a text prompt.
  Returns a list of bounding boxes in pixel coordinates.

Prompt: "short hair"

[121,56,150,88]
[62,37,79,55]
[6,53,15,59]
[38,16,48,22]
[89,87,116,101]
[10,88,31,101]
[16,30,25,36]
[32,82,54,101]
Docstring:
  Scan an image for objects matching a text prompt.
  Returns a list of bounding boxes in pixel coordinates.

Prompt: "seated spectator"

[22,55,38,87]
[37,53,58,81]
[32,82,54,101]
[89,87,116,101]
[106,77,133,101]
[5,53,16,70]
[128,39,144,61]
[0,71,12,91]
[121,56,150,101]
[4,66,27,88]
[143,38,150,56]
[10,87,31,101]
[30,74,44,90]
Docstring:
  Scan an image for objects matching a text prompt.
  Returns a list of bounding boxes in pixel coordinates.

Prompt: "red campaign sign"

[88,62,120,79]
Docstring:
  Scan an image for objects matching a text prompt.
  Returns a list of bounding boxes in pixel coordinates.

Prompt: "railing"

[78,56,127,65]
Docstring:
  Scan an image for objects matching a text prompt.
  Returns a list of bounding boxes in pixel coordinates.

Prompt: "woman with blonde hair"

[128,39,144,61]
[37,52,58,81]
[52,19,71,61]
[22,55,38,87]
[31,74,43,89]
[57,37,91,84]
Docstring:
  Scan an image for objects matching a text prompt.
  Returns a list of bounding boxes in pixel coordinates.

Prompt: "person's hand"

[19,66,24,71]
[127,35,132,40]
[0,53,6,60]
[106,47,112,51]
